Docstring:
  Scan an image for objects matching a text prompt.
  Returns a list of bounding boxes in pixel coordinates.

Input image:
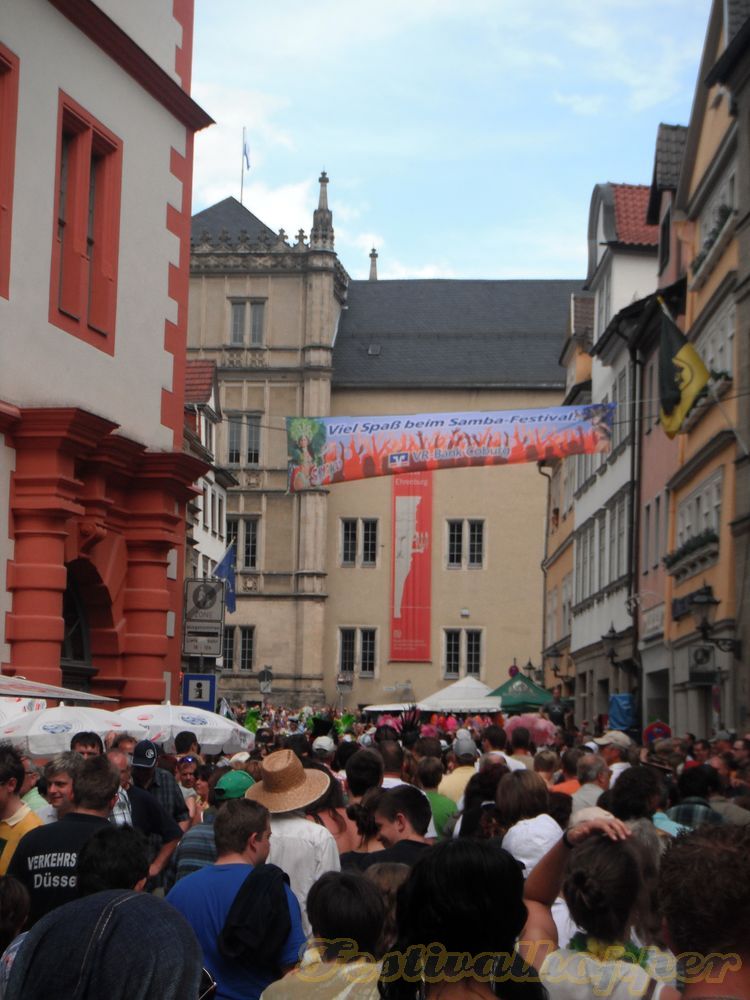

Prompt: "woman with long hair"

[379,838,547,1000]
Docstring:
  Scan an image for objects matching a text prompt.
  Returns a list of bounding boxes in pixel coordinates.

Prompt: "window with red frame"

[0,42,20,300]
[50,93,122,353]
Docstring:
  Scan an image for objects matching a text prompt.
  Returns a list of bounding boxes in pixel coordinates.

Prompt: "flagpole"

[657,296,749,457]
[240,127,246,206]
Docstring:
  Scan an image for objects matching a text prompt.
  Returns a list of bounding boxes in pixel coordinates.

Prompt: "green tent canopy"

[488,674,551,714]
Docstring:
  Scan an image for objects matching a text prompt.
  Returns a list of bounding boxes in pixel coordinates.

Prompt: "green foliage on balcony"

[662,528,719,569]
[690,204,733,275]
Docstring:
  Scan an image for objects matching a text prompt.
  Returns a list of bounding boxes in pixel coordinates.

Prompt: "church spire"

[369,247,378,281]
[310,171,334,250]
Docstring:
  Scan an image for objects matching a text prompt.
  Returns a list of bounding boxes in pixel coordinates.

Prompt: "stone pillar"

[119,452,205,705]
[4,408,115,685]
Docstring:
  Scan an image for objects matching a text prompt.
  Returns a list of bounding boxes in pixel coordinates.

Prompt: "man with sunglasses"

[178,755,200,802]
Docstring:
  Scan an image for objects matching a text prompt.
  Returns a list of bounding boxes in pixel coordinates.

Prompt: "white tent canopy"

[418,676,502,713]
[361,702,413,714]
[363,677,502,715]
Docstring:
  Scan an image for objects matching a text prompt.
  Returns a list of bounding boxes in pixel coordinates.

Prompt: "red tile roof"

[184,359,215,404]
[611,184,658,248]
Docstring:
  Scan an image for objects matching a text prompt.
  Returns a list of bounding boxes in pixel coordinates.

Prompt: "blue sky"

[192,0,711,281]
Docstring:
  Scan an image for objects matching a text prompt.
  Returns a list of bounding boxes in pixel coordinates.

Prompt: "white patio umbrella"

[114,704,253,755]
[0,705,146,757]
[0,676,116,702]
[0,697,46,727]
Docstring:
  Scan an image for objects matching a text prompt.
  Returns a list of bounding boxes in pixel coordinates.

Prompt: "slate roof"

[184,359,215,404]
[333,279,582,388]
[647,124,688,224]
[191,197,276,245]
[611,184,658,247]
[708,0,750,86]
[728,0,750,40]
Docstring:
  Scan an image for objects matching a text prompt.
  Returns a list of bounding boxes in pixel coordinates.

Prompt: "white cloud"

[548,4,705,113]
[199,0,502,70]
[375,259,458,281]
[553,92,606,116]
[191,82,299,212]
[239,180,316,236]
[349,232,386,253]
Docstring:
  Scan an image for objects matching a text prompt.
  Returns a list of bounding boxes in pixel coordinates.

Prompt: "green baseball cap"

[215,770,255,801]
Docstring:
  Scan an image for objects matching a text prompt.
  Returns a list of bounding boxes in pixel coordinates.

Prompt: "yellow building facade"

[666,0,743,733]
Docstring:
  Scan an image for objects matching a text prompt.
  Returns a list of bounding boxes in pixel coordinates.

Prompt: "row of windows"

[573,469,724,599]
[340,518,485,569]
[222,516,487,577]
[574,494,629,605]
[220,624,483,678]
[223,516,486,576]
[338,627,483,678]
[676,468,723,549]
[201,485,225,540]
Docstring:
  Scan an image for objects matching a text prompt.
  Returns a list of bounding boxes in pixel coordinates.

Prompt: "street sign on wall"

[183,579,224,657]
[182,673,216,710]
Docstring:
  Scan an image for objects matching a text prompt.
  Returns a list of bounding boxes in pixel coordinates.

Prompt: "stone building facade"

[189,182,580,707]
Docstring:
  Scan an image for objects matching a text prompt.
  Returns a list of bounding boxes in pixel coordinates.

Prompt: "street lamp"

[689,585,742,659]
[523,658,544,684]
[601,623,619,664]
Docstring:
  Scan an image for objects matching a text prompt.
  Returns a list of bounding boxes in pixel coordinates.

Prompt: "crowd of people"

[0,710,748,999]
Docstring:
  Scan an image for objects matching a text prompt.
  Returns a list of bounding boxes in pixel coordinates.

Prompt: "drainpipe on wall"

[628,342,643,731]
[538,462,553,686]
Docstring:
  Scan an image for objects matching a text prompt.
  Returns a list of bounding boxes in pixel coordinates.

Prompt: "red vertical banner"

[390,472,432,662]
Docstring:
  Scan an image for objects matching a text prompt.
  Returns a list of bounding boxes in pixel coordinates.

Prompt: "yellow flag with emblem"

[658,311,709,438]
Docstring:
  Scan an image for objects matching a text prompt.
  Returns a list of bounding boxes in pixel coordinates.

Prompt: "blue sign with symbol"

[182,673,216,711]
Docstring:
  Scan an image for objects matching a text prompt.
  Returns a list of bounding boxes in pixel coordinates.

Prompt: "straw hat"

[244,749,330,813]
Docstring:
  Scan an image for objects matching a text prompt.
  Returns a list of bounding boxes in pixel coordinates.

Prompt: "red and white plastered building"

[0,0,212,702]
